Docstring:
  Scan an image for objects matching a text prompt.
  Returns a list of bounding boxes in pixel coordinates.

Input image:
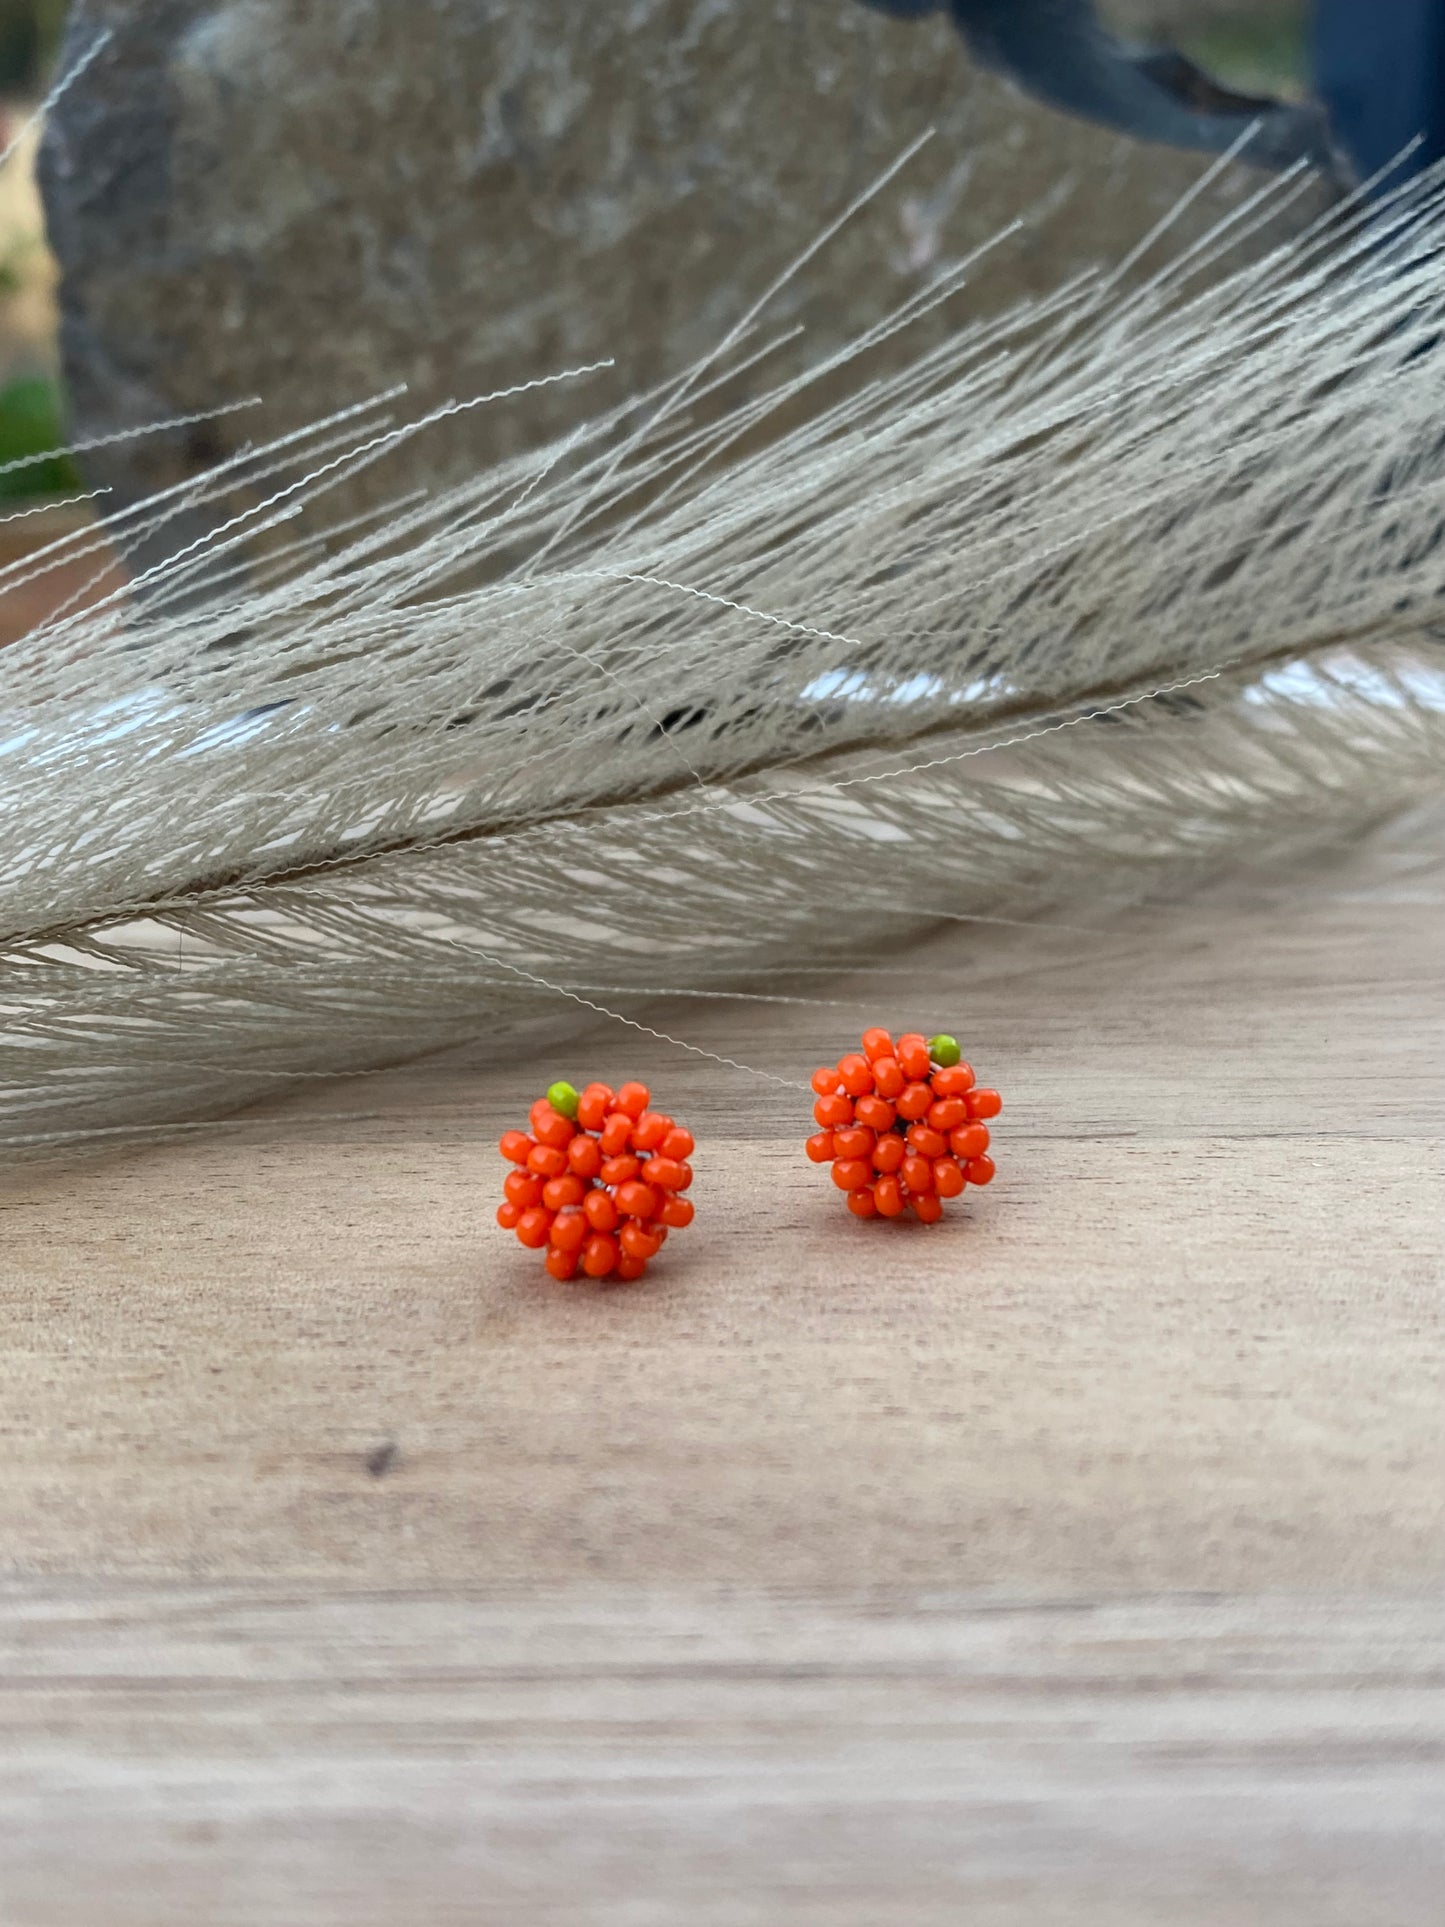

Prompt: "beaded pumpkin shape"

[808,1029,1000,1222]
[498,1079,695,1281]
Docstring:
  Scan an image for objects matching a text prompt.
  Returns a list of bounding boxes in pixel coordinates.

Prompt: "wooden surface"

[1,810,1442,1924]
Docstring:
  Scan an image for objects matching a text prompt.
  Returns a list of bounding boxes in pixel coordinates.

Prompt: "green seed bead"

[547,1079,581,1120]
[927,1034,961,1068]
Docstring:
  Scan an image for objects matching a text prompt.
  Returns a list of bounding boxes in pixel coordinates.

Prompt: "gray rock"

[41,0,1331,554]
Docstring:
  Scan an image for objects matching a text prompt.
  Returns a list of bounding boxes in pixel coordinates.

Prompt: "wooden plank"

[0,1586,1440,1927]
[0,807,1440,1921]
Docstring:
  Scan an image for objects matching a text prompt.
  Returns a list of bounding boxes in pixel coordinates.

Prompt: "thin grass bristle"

[3,154,1445,1153]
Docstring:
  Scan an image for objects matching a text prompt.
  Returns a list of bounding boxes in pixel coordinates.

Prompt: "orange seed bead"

[549,1209,587,1252]
[906,1124,946,1160]
[832,1125,875,1162]
[619,1221,663,1262]
[600,1112,634,1156]
[615,1082,650,1119]
[871,1058,905,1099]
[632,1112,671,1152]
[576,1083,614,1130]
[806,1130,836,1164]
[542,1173,585,1212]
[583,1189,618,1233]
[874,1174,905,1217]
[545,1246,579,1282]
[600,1153,640,1186]
[661,1126,695,1160]
[811,1066,841,1096]
[901,1153,934,1195]
[813,1093,853,1129]
[660,1196,695,1229]
[504,1169,542,1209]
[861,1027,894,1062]
[912,1193,944,1224]
[897,1034,932,1080]
[641,1156,688,1192]
[950,1123,990,1161]
[615,1252,648,1282]
[532,1107,575,1151]
[896,1082,933,1121]
[966,1154,996,1186]
[837,1053,874,1096]
[582,1233,620,1278]
[855,1094,895,1132]
[933,1157,966,1198]
[615,1180,659,1220]
[516,1207,553,1249]
[527,1143,568,1179]
[967,1089,1003,1119]
[847,1187,879,1218]
[496,1201,521,1230]
[832,1157,872,1192]
[872,1133,906,1174]
[931,1064,976,1097]
[567,1134,603,1179]
[927,1097,969,1132]
[499,1130,533,1165]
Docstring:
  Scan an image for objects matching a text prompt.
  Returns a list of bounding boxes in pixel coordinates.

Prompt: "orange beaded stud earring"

[498,1079,695,1282]
[807,1029,1000,1223]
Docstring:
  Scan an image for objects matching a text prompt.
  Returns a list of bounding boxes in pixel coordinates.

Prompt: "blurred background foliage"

[1164,5,1309,94]
[0,0,65,91]
[0,370,78,499]
[1100,5,1309,94]
[0,2,69,500]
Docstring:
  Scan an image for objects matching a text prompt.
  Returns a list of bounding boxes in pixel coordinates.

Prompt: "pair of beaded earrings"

[496,1026,1002,1284]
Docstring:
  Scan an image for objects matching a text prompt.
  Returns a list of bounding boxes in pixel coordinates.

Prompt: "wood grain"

[0,809,1441,1923]
[0,1586,1439,1927]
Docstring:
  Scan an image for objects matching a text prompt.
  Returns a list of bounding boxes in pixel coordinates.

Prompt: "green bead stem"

[927,1034,961,1068]
[546,1079,581,1119]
